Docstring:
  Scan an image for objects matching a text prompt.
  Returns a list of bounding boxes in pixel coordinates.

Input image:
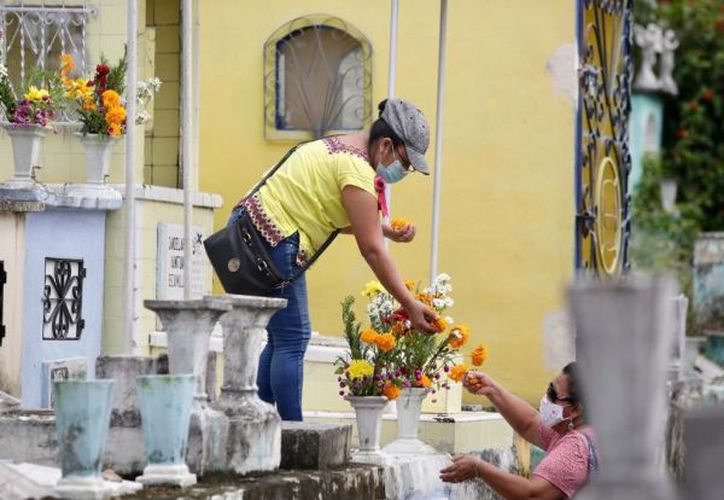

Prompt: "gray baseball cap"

[380,98,431,175]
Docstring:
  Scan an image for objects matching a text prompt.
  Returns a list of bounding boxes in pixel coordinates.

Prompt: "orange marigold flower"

[421,374,433,388]
[383,382,401,401]
[102,89,121,109]
[374,333,396,353]
[105,105,127,125]
[391,323,407,337]
[471,345,488,366]
[360,329,379,344]
[449,363,468,382]
[107,123,122,136]
[60,53,74,77]
[430,316,448,333]
[391,217,411,232]
[448,325,470,348]
[82,98,97,111]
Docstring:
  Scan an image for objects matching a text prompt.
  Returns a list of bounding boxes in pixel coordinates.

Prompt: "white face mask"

[539,396,569,428]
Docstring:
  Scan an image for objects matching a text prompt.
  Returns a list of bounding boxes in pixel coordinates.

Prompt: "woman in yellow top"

[229,98,438,420]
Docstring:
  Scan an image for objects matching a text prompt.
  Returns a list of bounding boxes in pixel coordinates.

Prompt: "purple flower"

[434,373,441,380]
[339,391,344,396]
[339,382,345,388]
[443,365,450,373]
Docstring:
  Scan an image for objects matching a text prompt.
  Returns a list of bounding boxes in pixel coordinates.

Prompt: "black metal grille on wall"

[42,258,86,340]
[0,261,6,346]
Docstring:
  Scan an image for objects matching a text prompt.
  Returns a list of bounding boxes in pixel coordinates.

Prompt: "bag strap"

[240,139,341,289]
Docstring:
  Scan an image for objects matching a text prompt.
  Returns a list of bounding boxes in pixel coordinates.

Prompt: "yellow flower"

[448,325,470,349]
[347,359,374,379]
[362,280,385,298]
[391,217,411,232]
[360,329,379,344]
[60,53,74,78]
[24,86,49,101]
[449,363,468,382]
[102,89,121,109]
[420,374,433,388]
[105,105,127,126]
[416,292,434,308]
[374,333,396,353]
[64,79,94,100]
[383,382,401,401]
[430,316,448,333]
[471,345,488,367]
[404,279,417,292]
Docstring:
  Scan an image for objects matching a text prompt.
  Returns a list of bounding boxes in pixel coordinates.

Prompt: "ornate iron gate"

[575,0,633,276]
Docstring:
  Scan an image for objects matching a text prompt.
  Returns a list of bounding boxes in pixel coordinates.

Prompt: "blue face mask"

[376,151,409,184]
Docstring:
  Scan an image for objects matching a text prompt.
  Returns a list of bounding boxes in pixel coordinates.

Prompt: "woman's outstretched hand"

[463,371,496,397]
[383,222,416,243]
[440,455,483,483]
[406,300,439,334]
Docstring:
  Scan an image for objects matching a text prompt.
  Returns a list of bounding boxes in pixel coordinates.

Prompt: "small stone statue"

[659,29,679,96]
[633,23,662,92]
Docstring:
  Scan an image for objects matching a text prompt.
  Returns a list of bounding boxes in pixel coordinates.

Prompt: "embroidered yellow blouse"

[241,137,376,264]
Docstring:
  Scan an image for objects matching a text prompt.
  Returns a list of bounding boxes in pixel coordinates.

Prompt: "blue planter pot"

[135,374,197,487]
[53,380,115,479]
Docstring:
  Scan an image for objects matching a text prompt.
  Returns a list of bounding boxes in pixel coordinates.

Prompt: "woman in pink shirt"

[440,362,597,499]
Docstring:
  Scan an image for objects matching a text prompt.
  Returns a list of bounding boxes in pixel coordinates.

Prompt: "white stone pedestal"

[136,463,197,488]
[55,476,114,500]
[383,388,437,456]
[144,297,231,475]
[210,294,287,475]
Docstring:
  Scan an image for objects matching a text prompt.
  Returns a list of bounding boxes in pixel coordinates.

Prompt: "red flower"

[689,101,699,112]
[675,128,689,140]
[95,64,110,77]
[392,307,408,322]
[702,89,715,101]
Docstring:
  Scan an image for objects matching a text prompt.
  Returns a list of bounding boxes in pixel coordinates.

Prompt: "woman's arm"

[463,371,544,448]
[440,456,564,500]
[341,186,436,333]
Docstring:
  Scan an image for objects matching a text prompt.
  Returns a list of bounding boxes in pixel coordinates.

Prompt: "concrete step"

[280,421,352,470]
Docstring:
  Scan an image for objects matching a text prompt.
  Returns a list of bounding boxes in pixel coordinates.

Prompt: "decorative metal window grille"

[263,15,372,140]
[575,0,633,277]
[0,261,6,346]
[42,257,85,340]
[0,1,97,121]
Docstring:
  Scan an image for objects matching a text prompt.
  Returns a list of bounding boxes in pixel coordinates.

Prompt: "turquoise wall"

[629,93,664,192]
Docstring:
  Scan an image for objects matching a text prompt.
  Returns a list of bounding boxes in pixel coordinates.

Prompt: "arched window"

[264,15,372,140]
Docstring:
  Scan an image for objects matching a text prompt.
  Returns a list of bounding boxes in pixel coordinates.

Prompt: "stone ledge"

[108,184,224,209]
[281,422,352,470]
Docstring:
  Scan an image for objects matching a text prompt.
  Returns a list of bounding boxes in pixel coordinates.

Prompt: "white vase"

[2,123,49,189]
[347,395,390,466]
[66,133,121,200]
[383,387,437,455]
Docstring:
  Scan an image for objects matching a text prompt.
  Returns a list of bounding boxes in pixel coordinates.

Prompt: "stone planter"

[383,387,436,455]
[136,374,197,487]
[53,380,115,499]
[210,294,287,475]
[347,395,390,466]
[66,133,121,200]
[2,123,49,189]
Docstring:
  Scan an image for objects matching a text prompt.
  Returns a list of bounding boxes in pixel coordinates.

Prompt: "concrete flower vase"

[383,387,437,455]
[53,379,115,499]
[67,133,122,200]
[2,123,49,189]
[347,395,390,466]
[135,374,197,487]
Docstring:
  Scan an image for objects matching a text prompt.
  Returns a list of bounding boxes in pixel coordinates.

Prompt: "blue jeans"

[227,208,311,421]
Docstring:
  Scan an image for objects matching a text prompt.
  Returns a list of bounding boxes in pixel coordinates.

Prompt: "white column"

[124,0,140,353]
[181,0,194,298]
[383,0,399,238]
[429,0,448,283]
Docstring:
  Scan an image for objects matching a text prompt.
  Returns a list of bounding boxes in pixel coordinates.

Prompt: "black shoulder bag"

[203,142,339,296]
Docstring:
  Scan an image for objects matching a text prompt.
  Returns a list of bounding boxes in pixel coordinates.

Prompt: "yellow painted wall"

[198,0,576,404]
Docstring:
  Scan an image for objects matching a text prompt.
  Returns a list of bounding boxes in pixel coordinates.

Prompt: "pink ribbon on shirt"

[375,175,388,217]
